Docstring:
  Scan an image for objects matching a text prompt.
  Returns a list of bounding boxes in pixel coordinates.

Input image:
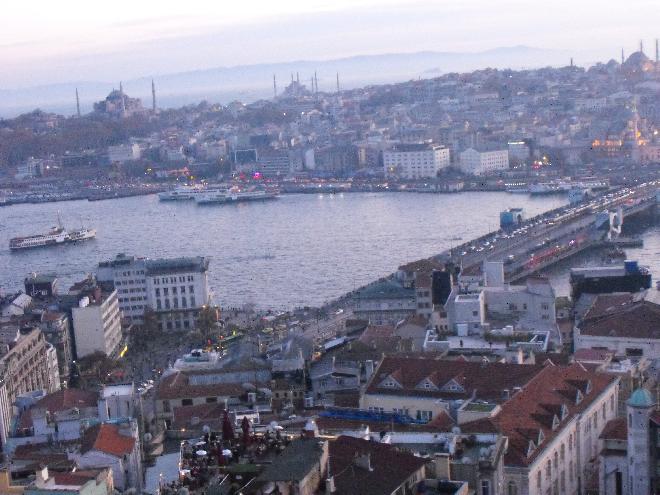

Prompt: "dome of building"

[622,51,654,72]
[628,388,654,408]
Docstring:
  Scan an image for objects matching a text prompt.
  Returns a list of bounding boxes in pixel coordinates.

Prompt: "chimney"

[36,466,49,486]
[353,452,373,471]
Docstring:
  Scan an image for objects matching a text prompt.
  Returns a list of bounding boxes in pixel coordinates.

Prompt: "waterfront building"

[71,287,122,359]
[353,279,416,325]
[97,254,210,331]
[383,143,450,179]
[107,143,141,163]
[458,147,509,176]
[22,467,114,495]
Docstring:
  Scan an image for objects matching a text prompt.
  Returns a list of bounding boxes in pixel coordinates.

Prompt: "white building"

[458,148,509,176]
[107,143,141,163]
[71,288,123,358]
[45,344,61,393]
[384,143,450,179]
[575,299,660,359]
[97,254,210,331]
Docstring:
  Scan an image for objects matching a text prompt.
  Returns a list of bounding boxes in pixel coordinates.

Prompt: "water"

[0,192,591,309]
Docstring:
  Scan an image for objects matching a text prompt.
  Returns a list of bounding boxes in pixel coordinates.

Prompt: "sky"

[1,0,658,88]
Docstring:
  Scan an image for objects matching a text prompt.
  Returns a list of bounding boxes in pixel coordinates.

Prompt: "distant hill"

[0,45,571,117]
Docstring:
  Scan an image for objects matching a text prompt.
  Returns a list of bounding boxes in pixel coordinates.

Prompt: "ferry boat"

[158,185,207,201]
[195,186,278,205]
[9,215,96,251]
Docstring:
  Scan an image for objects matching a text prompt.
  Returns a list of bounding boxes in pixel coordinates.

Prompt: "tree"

[197,305,220,342]
[131,307,159,352]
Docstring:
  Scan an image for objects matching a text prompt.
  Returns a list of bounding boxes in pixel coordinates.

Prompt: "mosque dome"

[628,388,654,408]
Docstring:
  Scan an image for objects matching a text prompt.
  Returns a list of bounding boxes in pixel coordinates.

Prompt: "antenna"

[75,88,81,118]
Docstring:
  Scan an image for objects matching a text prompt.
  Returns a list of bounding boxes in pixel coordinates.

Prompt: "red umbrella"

[222,411,235,443]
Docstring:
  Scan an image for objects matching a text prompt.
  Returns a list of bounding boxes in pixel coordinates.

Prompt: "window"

[537,471,542,489]
[560,443,565,461]
[163,287,169,296]
[546,459,551,478]
[181,398,193,406]
[189,285,194,293]
[205,397,217,403]
[181,286,186,294]
[554,451,558,469]
[155,288,160,297]
[156,299,162,310]
[172,286,177,295]
[163,400,171,412]
[480,480,490,495]
[182,297,187,308]
[508,482,518,495]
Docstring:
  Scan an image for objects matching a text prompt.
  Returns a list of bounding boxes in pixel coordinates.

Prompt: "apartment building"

[97,254,210,331]
[71,287,122,359]
[458,147,509,176]
[384,143,450,179]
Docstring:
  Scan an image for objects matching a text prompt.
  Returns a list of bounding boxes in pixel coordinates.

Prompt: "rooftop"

[80,423,135,457]
[329,435,427,495]
[256,438,326,482]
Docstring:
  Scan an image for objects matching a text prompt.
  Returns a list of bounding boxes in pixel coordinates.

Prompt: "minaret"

[296,72,300,84]
[336,72,340,92]
[314,71,318,94]
[621,48,625,65]
[151,79,157,113]
[119,81,123,93]
[656,39,659,64]
[626,388,654,495]
[273,74,277,98]
[639,40,644,54]
[570,57,574,67]
[75,88,81,118]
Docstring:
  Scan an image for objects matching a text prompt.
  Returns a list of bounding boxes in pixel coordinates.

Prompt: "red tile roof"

[35,389,98,412]
[574,348,613,362]
[52,470,102,487]
[329,436,427,495]
[462,363,618,467]
[80,423,135,457]
[599,418,627,440]
[365,356,545,403]
[580,300,660,339]
[155,371,254,400]
[172,403,225,429]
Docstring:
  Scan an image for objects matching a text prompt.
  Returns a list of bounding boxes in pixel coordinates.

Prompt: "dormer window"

[537,429,545,445]
[560,404,568,421]
[440,379,465,393]
[527,440,536,457]
[552,415,560,431]
[415,377,439,391]
[575,390,583,405]
[379,374,402,389]
[585,380,592,395]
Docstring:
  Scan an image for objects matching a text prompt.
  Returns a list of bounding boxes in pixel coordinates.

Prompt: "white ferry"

[195,186,278,205]
[9,215,96,251]
[158,185,207,201]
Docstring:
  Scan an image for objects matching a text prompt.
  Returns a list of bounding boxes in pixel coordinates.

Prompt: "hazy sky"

[1,0,658,88]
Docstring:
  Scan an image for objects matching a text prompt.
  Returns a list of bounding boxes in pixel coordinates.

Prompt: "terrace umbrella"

[241,416,251,445]
[222,411,235,443]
